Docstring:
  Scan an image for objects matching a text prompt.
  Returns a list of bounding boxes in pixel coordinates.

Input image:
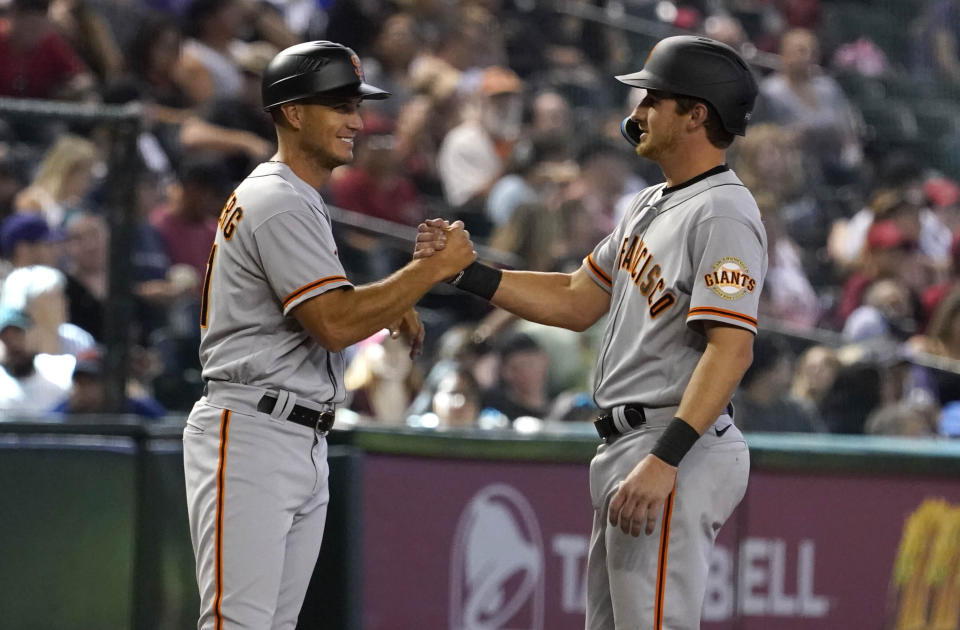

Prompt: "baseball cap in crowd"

[924,176,960,209]
[72,347,104,377]
[866,220,912,251]
[0,306,31,332]
[0,213,62,258]
[479,66,524,96]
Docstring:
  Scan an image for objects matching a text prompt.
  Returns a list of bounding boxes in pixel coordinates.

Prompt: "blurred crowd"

[3,0,960,438]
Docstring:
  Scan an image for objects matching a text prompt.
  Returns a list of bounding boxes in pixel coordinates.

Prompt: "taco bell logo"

[449,484,545,630]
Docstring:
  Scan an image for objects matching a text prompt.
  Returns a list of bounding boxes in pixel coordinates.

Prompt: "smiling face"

[628,89,685,162]
[293,97,364,171]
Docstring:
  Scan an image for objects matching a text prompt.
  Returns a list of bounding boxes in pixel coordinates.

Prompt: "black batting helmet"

[617,36,758,137]
[261,41,390,112]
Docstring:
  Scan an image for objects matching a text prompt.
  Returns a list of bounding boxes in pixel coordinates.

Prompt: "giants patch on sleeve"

[703,257,757,300]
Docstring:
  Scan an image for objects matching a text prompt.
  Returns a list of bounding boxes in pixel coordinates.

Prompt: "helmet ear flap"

[621,117,642,147]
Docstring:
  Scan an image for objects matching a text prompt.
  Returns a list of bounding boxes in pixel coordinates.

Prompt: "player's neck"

[272,150,332,190]
[658,144,726,188]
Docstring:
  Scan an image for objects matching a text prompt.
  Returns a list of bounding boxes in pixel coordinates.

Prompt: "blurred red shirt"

[330,168,422,226]
[0,19,87,98]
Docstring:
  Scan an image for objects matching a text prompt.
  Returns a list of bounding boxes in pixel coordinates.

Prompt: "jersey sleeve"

[583,228,623,293]
[686,216,766,334]
[253,207,353,315]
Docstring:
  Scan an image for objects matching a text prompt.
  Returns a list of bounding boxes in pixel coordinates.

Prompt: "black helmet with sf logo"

[261,41,390,112]
[617,36,758,144]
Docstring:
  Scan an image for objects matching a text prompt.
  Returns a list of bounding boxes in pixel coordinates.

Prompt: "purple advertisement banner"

[360,454,960,630]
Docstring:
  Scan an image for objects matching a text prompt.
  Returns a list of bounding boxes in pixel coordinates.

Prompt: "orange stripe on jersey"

[282,275,349,309]
[586,254,612,287]
[654,488,676,629]
[214,410,231,630]
[687,306,758,328]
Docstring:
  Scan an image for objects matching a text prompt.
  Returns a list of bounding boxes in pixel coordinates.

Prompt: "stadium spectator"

[791,344,841,415]
[176,0,248,105]
[344,331,420,425]
[437,66,524,234]
[148,158,230,280]
[820,359,884,433]
[329,113,423,226]
[912,0,960,83]
[0,0,95,101]
[178,40,277,182]
[732,124,821,326]
[481,331,551,422]
[50,347,166,418]
[0,212,62,274]
[830,180,951,283]
[429,367,482,429]
[835,220,921,327]
[61,210,108,340]
[864,402,938,437]
[13,134,102,228]
[923,232,960,320]
[755,28,863,183]
[733,334,824,432]
[0,306,75,417]
[48,0,123,84]
[843,279,917,343]
[362,12,422,117]
[0,265,94,355]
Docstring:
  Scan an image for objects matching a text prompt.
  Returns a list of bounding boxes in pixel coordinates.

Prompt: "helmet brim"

[358,82,390,100]
[615,70,685,95]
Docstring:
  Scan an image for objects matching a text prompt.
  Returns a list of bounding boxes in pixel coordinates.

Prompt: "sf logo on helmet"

[350,54,364,80]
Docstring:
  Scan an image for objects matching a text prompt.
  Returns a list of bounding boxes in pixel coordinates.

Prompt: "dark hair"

[673,95,735,149]
[182,0,235,38]
[12,0,50,13]
[129,14,182,77]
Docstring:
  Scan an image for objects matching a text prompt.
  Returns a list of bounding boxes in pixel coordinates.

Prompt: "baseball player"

[182,41,476,630]
[418,36,765,629]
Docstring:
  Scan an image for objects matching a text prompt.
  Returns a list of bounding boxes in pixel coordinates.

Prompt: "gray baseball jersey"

[199,160,353,403]
[185,160,349,630]
[584,167,766,410]
[581,166,766,630]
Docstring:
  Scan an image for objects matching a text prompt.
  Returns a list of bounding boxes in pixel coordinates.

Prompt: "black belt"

[257,394,335,433]
[594,402,734,442]
[594,404,646,441]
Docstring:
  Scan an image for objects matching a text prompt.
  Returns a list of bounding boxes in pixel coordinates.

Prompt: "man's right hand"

[414,218,449,259]
[416,219,476,281]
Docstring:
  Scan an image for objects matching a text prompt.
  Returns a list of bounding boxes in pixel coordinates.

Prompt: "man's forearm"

[675,329,753,434]
[296,260,438,352]
[491,269,608,331]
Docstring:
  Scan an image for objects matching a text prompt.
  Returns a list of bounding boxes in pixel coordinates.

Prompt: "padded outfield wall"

[1,420,959,629]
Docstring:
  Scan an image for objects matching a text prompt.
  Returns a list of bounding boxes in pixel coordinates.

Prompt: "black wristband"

[448,262,502,301]
[650,417,700,467]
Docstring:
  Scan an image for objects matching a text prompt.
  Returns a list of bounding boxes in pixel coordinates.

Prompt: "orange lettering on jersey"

[650,292,676,318]
[621,236,639,271]
[217,193,237,228]
[630,245,648,277]
[223,207,244,240]
[615,238,678,319]
[648,278,665,305]
[618,236,632,269]
[638,264,660,295]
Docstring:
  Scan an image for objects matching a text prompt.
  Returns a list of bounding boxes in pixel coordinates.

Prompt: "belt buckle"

[315,410,335,434]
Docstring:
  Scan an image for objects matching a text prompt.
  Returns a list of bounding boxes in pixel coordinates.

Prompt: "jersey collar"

[660,164,729,196]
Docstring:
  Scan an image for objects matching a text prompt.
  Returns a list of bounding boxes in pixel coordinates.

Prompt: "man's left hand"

[608,454,677,537]
[388,308,425,358]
